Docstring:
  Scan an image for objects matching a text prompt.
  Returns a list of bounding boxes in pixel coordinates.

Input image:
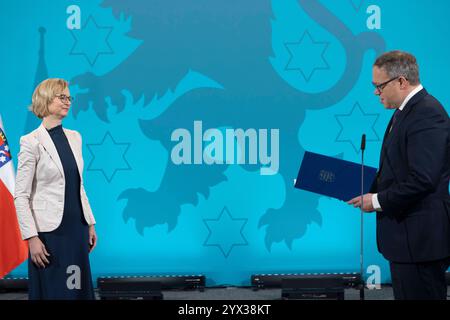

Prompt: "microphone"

[360,134,366,151]
[359,133,366,300]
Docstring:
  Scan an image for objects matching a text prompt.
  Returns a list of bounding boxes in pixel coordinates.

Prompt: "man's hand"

[28,236,50,268]
[347,193,375,212]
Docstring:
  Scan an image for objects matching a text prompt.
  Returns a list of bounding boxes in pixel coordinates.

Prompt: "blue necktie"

[389,109,401,133]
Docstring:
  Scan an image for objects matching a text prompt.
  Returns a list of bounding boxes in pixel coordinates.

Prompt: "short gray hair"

[374,50,420,85]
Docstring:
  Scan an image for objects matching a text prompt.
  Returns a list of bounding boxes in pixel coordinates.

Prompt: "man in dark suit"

[348,50,450,300]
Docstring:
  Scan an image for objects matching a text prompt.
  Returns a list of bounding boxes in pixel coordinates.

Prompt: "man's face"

[372,66,402,109]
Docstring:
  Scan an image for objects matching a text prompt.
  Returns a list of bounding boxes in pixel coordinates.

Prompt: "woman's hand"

[28,236,50,268]
[88,225,97,253]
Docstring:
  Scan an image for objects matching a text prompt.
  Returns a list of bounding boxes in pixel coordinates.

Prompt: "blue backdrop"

[1,0,449,286]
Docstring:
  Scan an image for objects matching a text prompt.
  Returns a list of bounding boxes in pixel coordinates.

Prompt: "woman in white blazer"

[14,78,97,300]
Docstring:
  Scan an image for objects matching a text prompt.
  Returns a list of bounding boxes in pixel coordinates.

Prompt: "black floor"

[3,285,450,300]
[0,286,394,300]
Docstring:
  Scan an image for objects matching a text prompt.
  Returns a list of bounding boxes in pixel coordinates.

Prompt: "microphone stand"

[359,134,366,300]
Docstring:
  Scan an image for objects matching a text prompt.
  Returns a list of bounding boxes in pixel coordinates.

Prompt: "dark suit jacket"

[370,88,450,263]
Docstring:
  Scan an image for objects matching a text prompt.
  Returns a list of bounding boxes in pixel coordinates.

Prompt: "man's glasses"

[373,76,401,93]
[55,94,74,103]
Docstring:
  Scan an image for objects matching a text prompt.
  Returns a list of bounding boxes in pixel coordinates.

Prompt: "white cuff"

[372,193,382,211]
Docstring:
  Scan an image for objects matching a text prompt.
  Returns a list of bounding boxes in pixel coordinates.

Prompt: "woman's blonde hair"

[30,78,69,119]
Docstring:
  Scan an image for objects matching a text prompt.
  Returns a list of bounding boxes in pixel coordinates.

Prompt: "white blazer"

[14,124,96,240]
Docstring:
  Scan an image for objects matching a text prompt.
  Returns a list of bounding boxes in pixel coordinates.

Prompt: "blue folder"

[294,151,378,201]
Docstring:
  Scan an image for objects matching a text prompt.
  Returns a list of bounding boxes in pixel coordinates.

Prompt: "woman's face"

[47,87,71,119]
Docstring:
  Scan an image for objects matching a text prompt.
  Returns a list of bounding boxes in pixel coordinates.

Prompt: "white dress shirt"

[372,84,423,211]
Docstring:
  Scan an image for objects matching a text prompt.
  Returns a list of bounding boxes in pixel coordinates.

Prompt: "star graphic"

[284,30,330,82]
[203,207,248,258]
[4,145,8,151]
[335,102,380,154]
[86,132,131,183]
[350,0,365,12]
[0,155,6,163]
[69,15,114,66]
